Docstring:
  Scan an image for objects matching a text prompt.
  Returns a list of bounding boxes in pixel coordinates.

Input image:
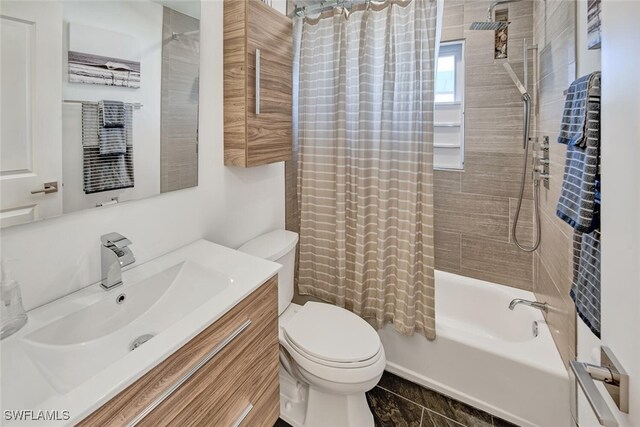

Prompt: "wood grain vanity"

[223,0,293,167]
[78,276,280,427]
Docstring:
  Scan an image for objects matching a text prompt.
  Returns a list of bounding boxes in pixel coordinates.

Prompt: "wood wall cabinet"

[79,276,280,427]
[223,0,293,167]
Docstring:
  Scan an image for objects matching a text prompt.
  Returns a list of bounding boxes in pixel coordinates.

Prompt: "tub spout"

[509,298,549,313]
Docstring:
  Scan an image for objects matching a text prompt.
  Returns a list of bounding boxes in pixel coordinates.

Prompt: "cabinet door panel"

[246,0,292,166]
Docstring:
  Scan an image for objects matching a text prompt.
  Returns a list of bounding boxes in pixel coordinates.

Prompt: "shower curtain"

[296,0,439,340]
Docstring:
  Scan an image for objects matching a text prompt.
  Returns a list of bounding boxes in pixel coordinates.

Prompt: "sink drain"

[130,334,154,351]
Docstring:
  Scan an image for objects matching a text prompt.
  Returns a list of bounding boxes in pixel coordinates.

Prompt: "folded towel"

[556,72,601,232]
[97,100,126,156]
[570,229,601,338]
[558,73,601,147]
[98,127,127,156]
[81,104,133,148]
[98,100,125,128]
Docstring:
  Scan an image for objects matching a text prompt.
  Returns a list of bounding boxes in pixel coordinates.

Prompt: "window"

[434,41,464,170]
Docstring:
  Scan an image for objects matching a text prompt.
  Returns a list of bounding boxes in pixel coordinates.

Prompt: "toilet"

[238,230,386,427]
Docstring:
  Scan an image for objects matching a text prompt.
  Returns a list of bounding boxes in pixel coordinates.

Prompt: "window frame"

[434,40,465,171]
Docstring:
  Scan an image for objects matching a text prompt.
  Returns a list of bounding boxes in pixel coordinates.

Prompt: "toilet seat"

[282,302,381,366]
[283,333,384,369]
[279,302,386,385]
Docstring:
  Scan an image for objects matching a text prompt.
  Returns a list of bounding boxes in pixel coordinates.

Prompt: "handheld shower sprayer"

[503,62,541,252]
[503,62,528,97]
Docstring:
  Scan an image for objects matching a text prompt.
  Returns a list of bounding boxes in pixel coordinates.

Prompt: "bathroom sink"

[23,260,233,392]
[0,239,281,425]
[26,261,231,346]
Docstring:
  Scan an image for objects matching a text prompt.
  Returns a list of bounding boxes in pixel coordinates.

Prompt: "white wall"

[61,1,163,211]
[578,1,640,425]
[575,0,601,76]
[0,0,285,312]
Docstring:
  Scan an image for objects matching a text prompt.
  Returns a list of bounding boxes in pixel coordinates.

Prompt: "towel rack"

[63,100,143,109]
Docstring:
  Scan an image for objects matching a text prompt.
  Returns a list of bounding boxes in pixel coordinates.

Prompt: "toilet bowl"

[238,230,385,427]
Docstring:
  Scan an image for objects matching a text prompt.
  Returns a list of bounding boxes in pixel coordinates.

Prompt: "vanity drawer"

[78,275,279,427]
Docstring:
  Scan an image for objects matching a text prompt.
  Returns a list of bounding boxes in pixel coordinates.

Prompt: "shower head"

[468,0,521,30]
[469,20,509,31]
[503,62,528,97]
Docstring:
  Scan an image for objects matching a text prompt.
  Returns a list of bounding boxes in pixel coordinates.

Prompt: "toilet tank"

[237,230,299,315]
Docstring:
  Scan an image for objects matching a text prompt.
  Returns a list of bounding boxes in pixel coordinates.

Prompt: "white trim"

[434,40,465,170]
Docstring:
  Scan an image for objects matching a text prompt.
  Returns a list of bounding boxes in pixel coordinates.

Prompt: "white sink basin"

[23,260,233,393]
[0,239,280,426]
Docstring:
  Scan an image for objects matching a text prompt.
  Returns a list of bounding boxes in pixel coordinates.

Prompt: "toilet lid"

[282,302,381,364]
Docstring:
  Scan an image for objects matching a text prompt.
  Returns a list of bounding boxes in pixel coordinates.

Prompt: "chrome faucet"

[101,233,135,290]
[509,298,549,313]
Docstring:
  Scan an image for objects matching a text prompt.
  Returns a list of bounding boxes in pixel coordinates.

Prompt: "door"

[576,1,640,426]
[0,1,62,227]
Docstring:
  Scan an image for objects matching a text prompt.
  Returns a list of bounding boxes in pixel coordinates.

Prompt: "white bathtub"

[378,271,571,427]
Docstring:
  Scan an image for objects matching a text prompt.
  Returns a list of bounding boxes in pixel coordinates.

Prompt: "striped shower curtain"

[296,0,439,340]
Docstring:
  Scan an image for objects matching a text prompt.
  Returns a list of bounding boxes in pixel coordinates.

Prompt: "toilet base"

[279,368,375,427]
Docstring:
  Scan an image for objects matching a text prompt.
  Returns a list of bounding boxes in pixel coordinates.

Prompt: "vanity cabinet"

[79,276,280,427]
[223,0,293,167]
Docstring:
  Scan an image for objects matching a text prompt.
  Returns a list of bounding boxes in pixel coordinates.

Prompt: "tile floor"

[367,371,519,427]
[274,371,520,427]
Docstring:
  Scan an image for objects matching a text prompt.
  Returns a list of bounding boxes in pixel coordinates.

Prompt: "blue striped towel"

[98,100,125,128]
[570,229,601,338]
[558,73,600,147]
[98,100,126,156]
[556,72,601,232]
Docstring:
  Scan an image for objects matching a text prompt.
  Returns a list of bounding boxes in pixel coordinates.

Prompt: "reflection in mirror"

[0,0,200,228]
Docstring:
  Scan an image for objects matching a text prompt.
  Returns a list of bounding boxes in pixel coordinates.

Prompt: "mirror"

[0,0,200,228]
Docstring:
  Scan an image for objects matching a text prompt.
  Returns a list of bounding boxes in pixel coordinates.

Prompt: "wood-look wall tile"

[466,62,525,88]
[464,107,523,132]
[509,197,534,247]
[533,0,577,371]
[538,157,566,216]
[434,170,462,193]
[538,210,574,295]
[539,27,576,81]
[461,236,534,290]
[464,130,525,155]
[436,0,535,291]
[534,255,576,368]
[442,1,464,41]
[435,230,461,273]
[464,30,495,66]
[461,152,534,200]
[466,85,524,109]
[545,0,576,47]
[435,192,510,241]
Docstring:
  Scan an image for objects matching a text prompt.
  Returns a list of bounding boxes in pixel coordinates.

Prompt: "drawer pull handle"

[127,319,253,426]
[255,48,261,115]
[231,403,254,427]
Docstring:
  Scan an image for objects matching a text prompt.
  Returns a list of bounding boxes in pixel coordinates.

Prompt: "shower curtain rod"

[291,0,389,18]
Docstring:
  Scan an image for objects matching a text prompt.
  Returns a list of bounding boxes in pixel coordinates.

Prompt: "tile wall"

[434,0,536,291]
[532,0,578,368]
